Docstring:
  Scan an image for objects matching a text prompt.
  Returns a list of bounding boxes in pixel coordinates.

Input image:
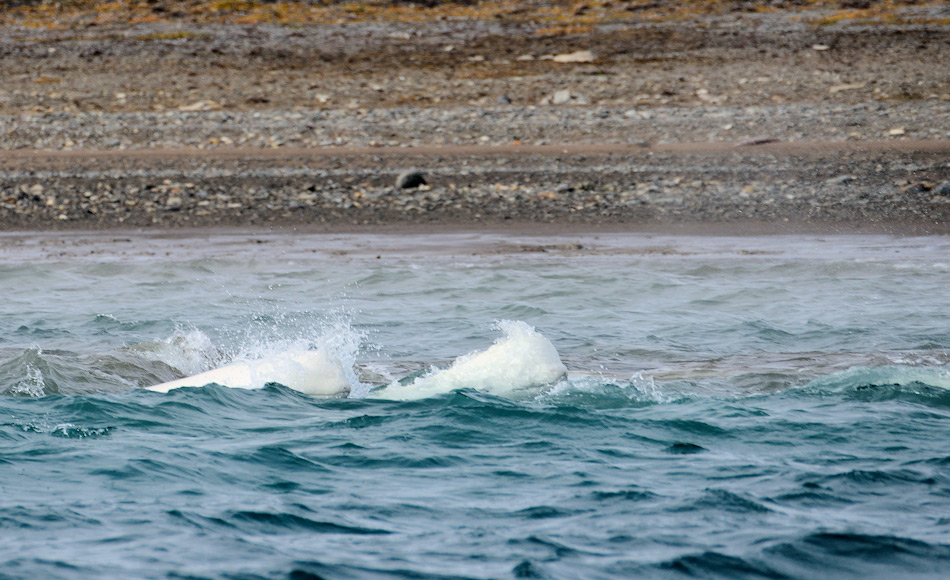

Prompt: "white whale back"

[146,349,350,397]
[375,320,567,400]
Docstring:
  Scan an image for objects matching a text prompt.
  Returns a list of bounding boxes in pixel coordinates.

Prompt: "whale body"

[146,349,350,397]
[375,320,567,401]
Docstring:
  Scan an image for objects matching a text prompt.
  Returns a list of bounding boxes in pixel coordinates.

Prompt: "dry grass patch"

[0,0,945,29]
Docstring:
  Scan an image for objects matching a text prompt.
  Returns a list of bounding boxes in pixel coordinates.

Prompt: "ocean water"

[2,231,950,579]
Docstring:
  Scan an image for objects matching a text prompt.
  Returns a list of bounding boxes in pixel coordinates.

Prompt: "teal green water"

[1,233,949,579]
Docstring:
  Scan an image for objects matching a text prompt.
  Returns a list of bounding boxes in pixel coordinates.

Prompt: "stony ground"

[1,1,949,231]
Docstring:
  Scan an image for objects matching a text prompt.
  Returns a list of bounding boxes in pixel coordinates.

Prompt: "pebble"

[179,100,223,111]
[552,50,596,63]
[826,175,855,185]
[552,90,573,105]
[546,90,588,106]
[736,137,780,147]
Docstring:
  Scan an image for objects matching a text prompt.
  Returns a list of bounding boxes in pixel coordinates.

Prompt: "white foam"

[10,363,46,398]
[374,320,567,400]
[146,348,350,397]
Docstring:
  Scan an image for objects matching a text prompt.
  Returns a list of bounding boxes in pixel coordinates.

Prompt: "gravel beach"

[2,1,949,232]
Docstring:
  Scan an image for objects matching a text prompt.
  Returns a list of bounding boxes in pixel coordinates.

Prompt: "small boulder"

[396,170,427,189]
[901,182,934,194]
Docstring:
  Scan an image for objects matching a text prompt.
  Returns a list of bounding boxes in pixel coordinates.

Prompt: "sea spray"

[135,308,368,396]
[535,370,671,407]
[375,320,567,400]
[314,317,370,398]
[135,327,225,377]
[8,362,46,398]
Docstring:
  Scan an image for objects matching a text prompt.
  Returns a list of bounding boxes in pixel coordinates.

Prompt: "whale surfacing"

[376,320,567,400]
[146,349,350,397]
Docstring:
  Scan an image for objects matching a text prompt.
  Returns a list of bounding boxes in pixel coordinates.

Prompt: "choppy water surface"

[2,232,950,579]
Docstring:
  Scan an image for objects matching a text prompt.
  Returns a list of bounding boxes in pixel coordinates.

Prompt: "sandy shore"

[4,226,949,265]
[2,2,949,231]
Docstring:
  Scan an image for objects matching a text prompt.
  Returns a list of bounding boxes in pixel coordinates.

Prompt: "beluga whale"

[373,320,567,400]
[146,348,350,397]
[144,320,566,401]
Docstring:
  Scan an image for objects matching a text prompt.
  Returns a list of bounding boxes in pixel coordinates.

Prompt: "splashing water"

[9,362,46,397]
[136,327,225,376]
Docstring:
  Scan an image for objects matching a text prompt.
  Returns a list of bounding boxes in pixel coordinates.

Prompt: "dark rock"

[736,137,780,147]
[901,182,933,194]
[395,169,427,189]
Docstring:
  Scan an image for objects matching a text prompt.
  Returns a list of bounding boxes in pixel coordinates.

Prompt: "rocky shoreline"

[4,101,949,151]
[3,142,948,231]
[1,3,949,231]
